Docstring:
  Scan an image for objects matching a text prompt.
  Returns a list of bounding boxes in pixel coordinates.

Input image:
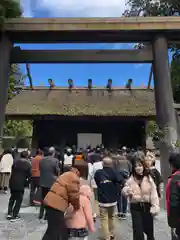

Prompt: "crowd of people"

[0,145,180,240]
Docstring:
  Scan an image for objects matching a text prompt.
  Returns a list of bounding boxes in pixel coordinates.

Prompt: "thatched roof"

[6,87,155,117]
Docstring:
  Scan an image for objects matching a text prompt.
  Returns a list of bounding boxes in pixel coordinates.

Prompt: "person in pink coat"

[65,184,95,240]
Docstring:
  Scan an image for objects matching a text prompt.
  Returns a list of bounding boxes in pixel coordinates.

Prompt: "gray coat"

[39,156,60,189]
[112,155,132,174]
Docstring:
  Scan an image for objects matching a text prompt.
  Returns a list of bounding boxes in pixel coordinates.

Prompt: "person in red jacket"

[166,153,180,239]
[30,149,43,205]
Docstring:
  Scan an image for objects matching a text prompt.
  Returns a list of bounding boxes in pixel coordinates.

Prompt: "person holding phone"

[122,151,160,240]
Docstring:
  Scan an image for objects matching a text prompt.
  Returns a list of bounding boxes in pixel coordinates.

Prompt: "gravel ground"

[0,189,171,240]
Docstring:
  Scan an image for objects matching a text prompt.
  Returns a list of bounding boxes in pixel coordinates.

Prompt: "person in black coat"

[88,146,102,164]
[166,153,180,239]
[112,154,131,219]
[94,156,124,240]
[7,151,31,222]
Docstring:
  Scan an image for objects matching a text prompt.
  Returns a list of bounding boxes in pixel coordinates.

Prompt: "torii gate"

[0,16,180,184]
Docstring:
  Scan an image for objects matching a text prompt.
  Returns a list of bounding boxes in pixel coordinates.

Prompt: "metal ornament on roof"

[48,78,55,89]
[106,79,112,92]
[68,79,73,91]
[88,79,92,90]
[126,79,133,90]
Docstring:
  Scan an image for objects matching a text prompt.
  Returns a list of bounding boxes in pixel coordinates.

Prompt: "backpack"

[149,168,163,197]
[150,168,162,187]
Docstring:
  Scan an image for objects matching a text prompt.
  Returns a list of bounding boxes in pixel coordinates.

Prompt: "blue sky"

[18,0,156,87]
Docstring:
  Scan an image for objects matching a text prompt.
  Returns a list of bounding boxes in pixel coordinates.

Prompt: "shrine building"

[5,86,155,150]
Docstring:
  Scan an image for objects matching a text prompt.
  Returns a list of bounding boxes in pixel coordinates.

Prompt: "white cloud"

[21,0,126,17]
[20,0,33,17]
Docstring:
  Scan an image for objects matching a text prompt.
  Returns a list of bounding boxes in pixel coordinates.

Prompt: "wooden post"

[147,64,153,89]
[0,36,12,151]
[152,36,178,204]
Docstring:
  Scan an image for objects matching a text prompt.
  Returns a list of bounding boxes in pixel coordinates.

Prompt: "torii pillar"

[0,35,12,151]
[152,36,178,186]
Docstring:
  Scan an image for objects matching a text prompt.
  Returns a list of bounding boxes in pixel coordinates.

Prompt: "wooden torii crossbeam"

[11,48,153,63]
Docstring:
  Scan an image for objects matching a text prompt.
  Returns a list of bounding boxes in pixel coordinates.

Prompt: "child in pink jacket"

[65,184,95,240]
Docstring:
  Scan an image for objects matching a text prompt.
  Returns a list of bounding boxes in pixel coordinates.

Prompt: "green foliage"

[124,0,180,51]
[147,121,170,144]
[124,0,180,102]
[124,0,180,17]
[146,120,158,137]
[146,120,167,141]
[0,1,32,141]
[4,120,32,137]
[4,64,32,138]
[0,0,21,26]
[171,59,180,103]
[8,64,18,100]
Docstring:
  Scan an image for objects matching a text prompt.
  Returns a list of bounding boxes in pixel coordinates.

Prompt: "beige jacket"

[122,175,160,215]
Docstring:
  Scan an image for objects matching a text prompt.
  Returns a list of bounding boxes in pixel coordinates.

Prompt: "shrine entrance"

[1,17,180,184]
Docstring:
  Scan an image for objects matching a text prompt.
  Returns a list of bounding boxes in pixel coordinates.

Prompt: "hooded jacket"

[65,185,94,232]
[44,170,80,212]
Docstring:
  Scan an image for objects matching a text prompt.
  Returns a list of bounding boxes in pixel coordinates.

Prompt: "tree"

[124,0,180,103]
[124,0,180,17]
[0,1,32,140]
[171,59,180,103]
[4,120,32,137]
[0,0,21,25]
[3,64,32,138]
[146,120,157,137]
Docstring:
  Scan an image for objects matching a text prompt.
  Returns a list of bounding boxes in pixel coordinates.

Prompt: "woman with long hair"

[122,151,160,240]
